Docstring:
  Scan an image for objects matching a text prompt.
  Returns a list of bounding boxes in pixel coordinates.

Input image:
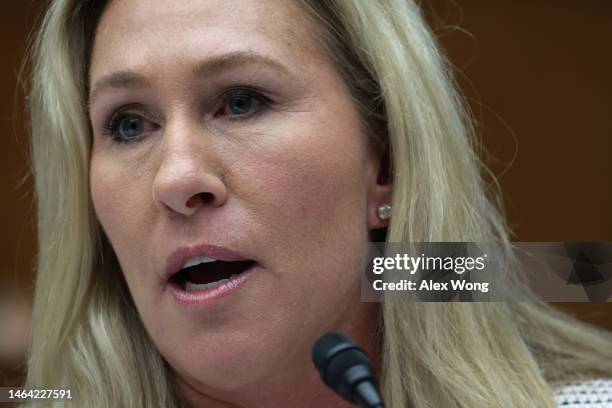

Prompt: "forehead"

[90,0,320,81]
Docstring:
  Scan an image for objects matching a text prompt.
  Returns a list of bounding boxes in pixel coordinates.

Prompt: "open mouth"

[169,259,256,293]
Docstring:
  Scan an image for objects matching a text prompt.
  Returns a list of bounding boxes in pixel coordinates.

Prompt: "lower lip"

[168,265,256,306]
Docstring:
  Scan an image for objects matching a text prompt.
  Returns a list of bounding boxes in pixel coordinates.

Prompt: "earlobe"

[367,183,393,230]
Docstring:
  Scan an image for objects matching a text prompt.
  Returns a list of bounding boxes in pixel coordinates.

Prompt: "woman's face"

[89,0,390,402]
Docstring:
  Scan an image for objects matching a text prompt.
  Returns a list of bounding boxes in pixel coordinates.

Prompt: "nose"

[152,125,228,217]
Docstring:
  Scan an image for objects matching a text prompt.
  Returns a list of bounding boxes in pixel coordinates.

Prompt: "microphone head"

[312,332,381,406]
[312,332,358,375]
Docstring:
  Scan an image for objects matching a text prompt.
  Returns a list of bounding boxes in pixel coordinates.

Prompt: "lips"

[164,244,259,295]
[164,244,258,304]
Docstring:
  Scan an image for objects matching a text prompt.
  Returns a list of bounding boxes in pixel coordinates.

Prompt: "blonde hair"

[23,0,612,407]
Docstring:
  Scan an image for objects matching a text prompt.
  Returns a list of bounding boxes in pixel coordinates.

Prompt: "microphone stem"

[354,381,385,408]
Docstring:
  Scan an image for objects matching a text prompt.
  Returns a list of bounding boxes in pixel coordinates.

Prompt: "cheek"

[89,153,154,280]
[90,155,117,234]
[246,132,366,217]
[254,144,370,334]
[232,114,372,283]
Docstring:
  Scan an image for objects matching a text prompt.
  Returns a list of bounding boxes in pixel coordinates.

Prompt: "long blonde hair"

[23,0,612,407]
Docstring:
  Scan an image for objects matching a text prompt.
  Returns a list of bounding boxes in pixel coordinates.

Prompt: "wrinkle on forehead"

[90,0,328,87]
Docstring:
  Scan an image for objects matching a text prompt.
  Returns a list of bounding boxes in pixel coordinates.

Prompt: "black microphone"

[312,332,385,408]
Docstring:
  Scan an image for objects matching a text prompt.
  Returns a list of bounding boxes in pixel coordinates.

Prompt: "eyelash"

[102,88,273,144]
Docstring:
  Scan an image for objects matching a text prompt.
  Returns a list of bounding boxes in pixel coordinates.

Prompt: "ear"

[366,144,393,230]
[367,183,393,230]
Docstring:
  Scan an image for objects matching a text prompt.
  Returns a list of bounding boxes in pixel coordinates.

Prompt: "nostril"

[185,192,215,208]
[200,192,215,204]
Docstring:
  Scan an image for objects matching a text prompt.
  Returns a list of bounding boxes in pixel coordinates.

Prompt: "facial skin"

[89,0,391,406]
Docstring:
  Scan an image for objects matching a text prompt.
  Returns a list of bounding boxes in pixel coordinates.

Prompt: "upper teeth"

[181,256,217,269]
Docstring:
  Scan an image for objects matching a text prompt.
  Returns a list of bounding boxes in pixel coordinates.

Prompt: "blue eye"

[229,94,254,114]
[118,116,144,138]
[104,112,157,144]
[216,89,271,119]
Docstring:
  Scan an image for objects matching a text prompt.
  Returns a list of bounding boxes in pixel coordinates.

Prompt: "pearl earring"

[377,204,392,221]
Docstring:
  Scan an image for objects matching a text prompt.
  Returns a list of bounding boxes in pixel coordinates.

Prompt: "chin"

[175,348,280,393]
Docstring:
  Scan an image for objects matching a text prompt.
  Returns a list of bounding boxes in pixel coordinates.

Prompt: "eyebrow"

[88,51,291,105]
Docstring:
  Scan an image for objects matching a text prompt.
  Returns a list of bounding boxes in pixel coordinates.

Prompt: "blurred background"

[1,0,611,391]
